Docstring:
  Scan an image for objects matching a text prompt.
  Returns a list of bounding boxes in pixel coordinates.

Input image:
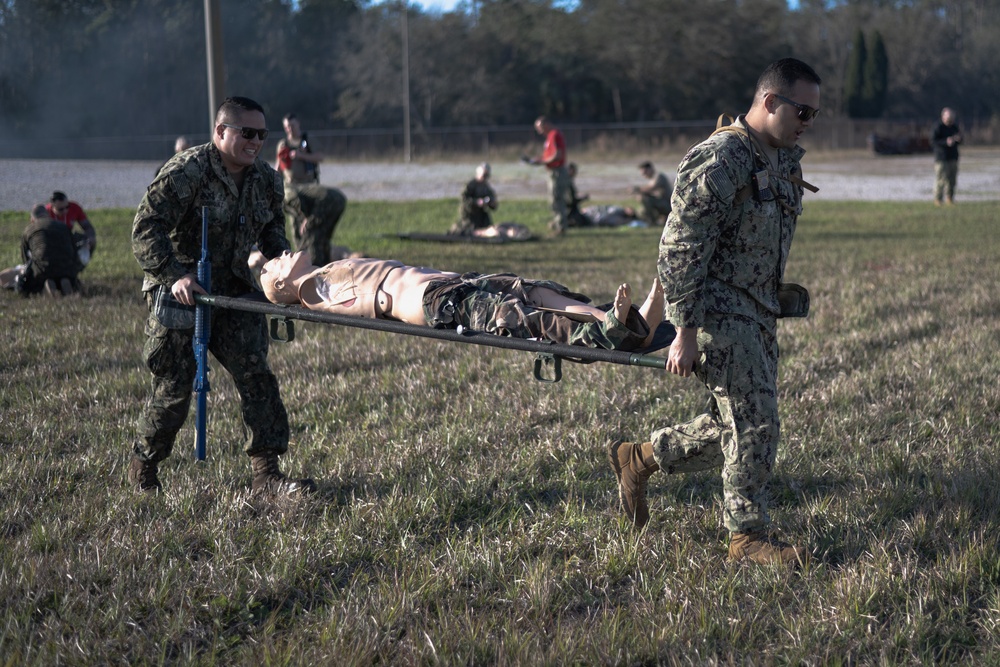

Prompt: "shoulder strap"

[710,114,818,194]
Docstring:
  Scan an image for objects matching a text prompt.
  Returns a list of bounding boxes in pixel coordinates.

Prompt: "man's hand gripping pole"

[193,206,211,460]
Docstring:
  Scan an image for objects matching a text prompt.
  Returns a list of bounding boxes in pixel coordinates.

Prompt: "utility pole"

[401,1,411,163]
[204,0,226,134]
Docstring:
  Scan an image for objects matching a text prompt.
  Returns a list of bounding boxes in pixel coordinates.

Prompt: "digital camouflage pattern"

[547,166,571,233]
[136,301,290,463]
[651,313,780,532]
[133,142,289,294]
[423,273,650,351]
[658,116,805,330]
[277,134,347,266]
[449,179,497,235]
[639,172,672,225]
[654,116,807,534]
[132,142,291,463]
[285,183,347,266]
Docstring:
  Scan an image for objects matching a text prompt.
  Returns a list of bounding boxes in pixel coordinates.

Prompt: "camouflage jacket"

[460,180,497,219]
[132,143,289,295]
[658,116,806,329]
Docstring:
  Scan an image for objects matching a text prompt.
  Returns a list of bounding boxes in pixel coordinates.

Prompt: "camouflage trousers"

[134,291,289,463]
[640,192,671,224]
[547,166,571,232]
[934,159,958,202]
[284,183,347,266]
[422,273,649,351]
[650,313,780,533]
[448,207,492,235]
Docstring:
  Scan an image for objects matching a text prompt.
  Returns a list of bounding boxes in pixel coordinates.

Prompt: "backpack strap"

[710,114,819,197]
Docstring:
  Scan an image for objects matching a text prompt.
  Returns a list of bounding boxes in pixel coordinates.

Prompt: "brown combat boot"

[607,440,660,530]
[43,279,62,298]
[250,451,317,497]
[728,531,810,568]
[128,458,162,493]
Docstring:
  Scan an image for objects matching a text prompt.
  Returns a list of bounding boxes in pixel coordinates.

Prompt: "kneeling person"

[260,251,664,352]
[5,204,83,297]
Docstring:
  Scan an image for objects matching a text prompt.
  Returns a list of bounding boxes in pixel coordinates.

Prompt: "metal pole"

[204,0,226,133]
[195,293,673,373]
[401,1,411,163]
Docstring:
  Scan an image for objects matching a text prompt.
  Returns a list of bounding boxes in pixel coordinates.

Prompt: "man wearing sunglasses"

[130,96,315,497]
[609,58,821,567]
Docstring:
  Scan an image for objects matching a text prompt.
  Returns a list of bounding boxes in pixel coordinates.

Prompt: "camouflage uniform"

[19,217,82,293]
[639,171,672,225]
[278,136,347,266]
[548,166,571,233]
[449,179,497,235]
[654,116,806,534]
[131,143,291,464]
[422,273,650,351]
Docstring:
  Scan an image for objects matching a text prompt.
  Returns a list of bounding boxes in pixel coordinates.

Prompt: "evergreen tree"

[862,30,889,118]
[844,28,867,118]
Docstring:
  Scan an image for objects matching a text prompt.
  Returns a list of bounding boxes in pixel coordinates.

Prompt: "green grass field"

[2,198,999,665]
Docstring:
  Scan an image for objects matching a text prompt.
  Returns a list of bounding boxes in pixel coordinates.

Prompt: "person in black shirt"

[932,107,962,206]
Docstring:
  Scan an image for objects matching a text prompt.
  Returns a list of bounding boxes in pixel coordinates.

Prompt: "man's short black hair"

[31,203,49,219]
[639,161,654,171]
[215,96,265,124]
[50,191,68,203]
[756,58,821,96]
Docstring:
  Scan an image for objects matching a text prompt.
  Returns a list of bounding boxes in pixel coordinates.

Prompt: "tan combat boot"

[728,531,810,568]
[128,458,162,493]
[607,440,660,530]
[250,451,317,497]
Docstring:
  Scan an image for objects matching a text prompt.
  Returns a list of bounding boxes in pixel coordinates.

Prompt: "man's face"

[283,117,301,139]
[767,80,821,149]
[641,166,654,179]
[214,109,267,173]
[51,200,69,217]
[534,120,546,135]
[942,109,955,125]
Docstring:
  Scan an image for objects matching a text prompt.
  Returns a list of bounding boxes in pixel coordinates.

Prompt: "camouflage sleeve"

[657,139,742,328]
[131,161,200,288]
[254,168,291,260]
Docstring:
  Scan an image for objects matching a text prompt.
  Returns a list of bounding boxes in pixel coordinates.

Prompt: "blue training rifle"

[193,206,211,460]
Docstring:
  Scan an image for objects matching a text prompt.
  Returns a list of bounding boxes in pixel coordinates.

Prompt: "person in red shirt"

[528,116,571,235]
[45,191,97,266]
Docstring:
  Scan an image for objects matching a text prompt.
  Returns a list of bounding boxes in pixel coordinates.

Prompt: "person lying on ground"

[260,251,664,351]
[578,205,644,228]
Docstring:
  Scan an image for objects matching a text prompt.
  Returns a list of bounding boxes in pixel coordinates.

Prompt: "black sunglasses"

[772,94,820,122]
[222,123,269,141]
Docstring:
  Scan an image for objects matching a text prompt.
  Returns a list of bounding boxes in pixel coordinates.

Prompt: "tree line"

[0,0,996,153]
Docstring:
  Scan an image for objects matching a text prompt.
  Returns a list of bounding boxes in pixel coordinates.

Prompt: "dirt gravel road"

[2,148,998,213]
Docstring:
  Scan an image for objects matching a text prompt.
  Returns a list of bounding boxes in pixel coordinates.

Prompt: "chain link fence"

[1,118,997,162]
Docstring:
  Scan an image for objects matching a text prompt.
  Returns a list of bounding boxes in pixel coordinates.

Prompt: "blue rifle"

[193,206,211,460]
